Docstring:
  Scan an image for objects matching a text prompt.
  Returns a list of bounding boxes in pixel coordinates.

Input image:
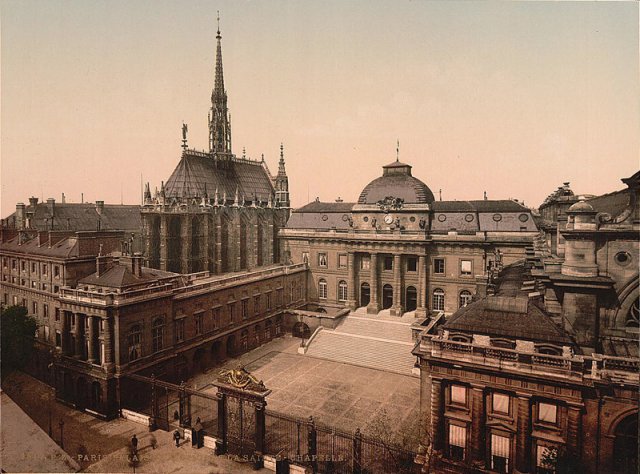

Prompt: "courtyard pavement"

[191,335,420,436]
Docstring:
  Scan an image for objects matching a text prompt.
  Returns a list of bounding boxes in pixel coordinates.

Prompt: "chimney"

[96,255,108,277]
[132,252,143,278]
[15,203,26,229]
[29,196,39,208]
[61,192,66,204]
[95,200,104,215]
[46,198,55,216]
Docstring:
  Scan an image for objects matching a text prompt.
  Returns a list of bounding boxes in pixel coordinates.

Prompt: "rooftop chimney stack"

[29,197,39,208]
[46,198,55,216]
[95,200,104,215]
[132,252,143,278]
[15,203,26,229]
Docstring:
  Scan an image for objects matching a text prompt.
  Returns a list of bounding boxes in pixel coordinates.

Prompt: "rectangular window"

[434,258,445,274]
[42,264,47,275]
[195,312,204,335]
[44,325,50,342]
[407,257,417,272]
[55,330,62,348]
[31,280,36,288]
[450,385,466,405]
[31,262,36,273]
[490,434,510,473]
[383,256,393,271]
[175,319,185,342]
[43,304,49,318]
[460,260,472,276]
[21,261,26,271]
[276,288,284,307]
[538,402,557,424]
[254,295,261,315]
[12,260,17,270]
[492,393,510,415]
[318,280,328,299]
[32,301,38,315]
[318,253,328,268]
[242,299,249,319]
[338,254,347,268]
[302,251,309,264]
[212,307,221,330]
[448,424,466,461]
[266,292,272,310]
[228,303,235,323]
[55,308,60,321]
[54,266,60,277]
[360,256,370,270]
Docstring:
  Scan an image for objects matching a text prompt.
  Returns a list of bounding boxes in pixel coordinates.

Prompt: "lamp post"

[59,420,65,449]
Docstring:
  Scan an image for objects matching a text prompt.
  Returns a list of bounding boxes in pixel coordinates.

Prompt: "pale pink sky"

[2,1,638,217]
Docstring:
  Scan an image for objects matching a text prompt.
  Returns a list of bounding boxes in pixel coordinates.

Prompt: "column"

[516,394,531,473]
[103,317,114,369]
[416,255,427,317]
[61,311,70,355]
[567,404,582,459]
[73,313,84,359]
[367,253,380,314]
[392,253,403,316]
[346,252,356,310]
[471,385,486,465]
[181,214,192,274]
[431,378,444,452]
[160,215,168,271]
[87,315,96,364]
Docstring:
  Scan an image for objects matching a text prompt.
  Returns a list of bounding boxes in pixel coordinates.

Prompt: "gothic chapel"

[142,21,291,274]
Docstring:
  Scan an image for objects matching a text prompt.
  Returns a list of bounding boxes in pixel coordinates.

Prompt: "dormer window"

[535,344,562,356]
[491,338,516,350]
[450,333,472,343]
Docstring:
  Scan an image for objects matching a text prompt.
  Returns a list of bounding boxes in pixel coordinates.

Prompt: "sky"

[1,0,638,217]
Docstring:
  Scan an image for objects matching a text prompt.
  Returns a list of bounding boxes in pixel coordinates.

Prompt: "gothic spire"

[278,143,287,176]
[209,11,232,155]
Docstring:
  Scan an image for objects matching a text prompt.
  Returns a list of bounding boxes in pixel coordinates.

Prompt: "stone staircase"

[304,314,418,376]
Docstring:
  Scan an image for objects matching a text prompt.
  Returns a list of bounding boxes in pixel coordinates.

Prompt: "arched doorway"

[90,381,102,411]
[360,283,371,307]
[406,286,417,312]
[226,335,236,357]
[193,348,206,373]
[613,413,638,473]
[211,340,224,362]
[175,355,189,383]
[382,284,393,309]
[76,377,88,410]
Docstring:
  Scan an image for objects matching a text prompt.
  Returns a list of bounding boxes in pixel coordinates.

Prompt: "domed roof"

[568,200,595,213]
[357,160,435,205]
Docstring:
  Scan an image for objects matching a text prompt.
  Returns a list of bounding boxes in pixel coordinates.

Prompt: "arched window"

[128,324,142,361]
[338,281,348,302]
[265,320,272,340]
[433,288,445,311]
[459,290,473,308]
[275,316,282,336]
[318,279,328,299]
[241,329,249,350]
[152,318,164,353]
[613,414,638,473]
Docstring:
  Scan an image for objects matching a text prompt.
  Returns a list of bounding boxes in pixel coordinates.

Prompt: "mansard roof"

[431,199,528,212]
[164,151,275,201]
[79,262,177,289]
[3,202,140,232]
[287,201,354,230]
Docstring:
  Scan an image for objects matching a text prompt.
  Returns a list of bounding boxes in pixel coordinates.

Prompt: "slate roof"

[432,200,528,212]
[79,263,178,289]
[0,234,80,258]
[586,189,632,220]
[358,174,435,205]
[443,298,572,344]
[444,264,572,344]
[287,202,354,230]
[164,151,274,201]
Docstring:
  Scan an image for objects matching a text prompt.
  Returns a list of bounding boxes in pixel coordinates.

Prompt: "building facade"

[414,172,639,473]
[281,159,538,318]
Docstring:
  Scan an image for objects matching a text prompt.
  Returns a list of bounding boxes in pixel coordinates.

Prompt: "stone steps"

[305,331,417,376]
[336,316,412,342]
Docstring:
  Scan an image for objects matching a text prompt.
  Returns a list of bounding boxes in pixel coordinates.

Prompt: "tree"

[1,305,37,380]
[540,446,584,474]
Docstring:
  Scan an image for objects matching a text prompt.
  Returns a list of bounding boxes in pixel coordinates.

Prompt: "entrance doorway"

[406,286,417,312]
[360,283,371,307]
[382,285,393,309]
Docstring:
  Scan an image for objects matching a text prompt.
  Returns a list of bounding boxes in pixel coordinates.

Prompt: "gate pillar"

[213,367,271,463]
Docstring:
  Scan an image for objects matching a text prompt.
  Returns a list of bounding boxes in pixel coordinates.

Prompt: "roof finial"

[280,142,284,160]
[216,10,221,37]
[396,139,400,162]
[182,122,188,150]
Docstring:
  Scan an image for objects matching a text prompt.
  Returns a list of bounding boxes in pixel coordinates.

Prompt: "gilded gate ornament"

[217,366,267,392]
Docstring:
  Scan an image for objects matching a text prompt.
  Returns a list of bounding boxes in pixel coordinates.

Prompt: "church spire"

[275,143,290,209]
[209,11,232,155]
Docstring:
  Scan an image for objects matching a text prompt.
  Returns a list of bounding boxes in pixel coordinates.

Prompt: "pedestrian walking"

[131,434,138,453]
[173,429,181,447]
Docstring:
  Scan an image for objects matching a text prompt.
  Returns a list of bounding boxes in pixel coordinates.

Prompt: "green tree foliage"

[1,305,37,379]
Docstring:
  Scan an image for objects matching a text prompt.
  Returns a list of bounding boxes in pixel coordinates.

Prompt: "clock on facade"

[384,214,394,224]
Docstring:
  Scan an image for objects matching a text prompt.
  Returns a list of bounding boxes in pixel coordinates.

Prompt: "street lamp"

[59,420,64,449]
